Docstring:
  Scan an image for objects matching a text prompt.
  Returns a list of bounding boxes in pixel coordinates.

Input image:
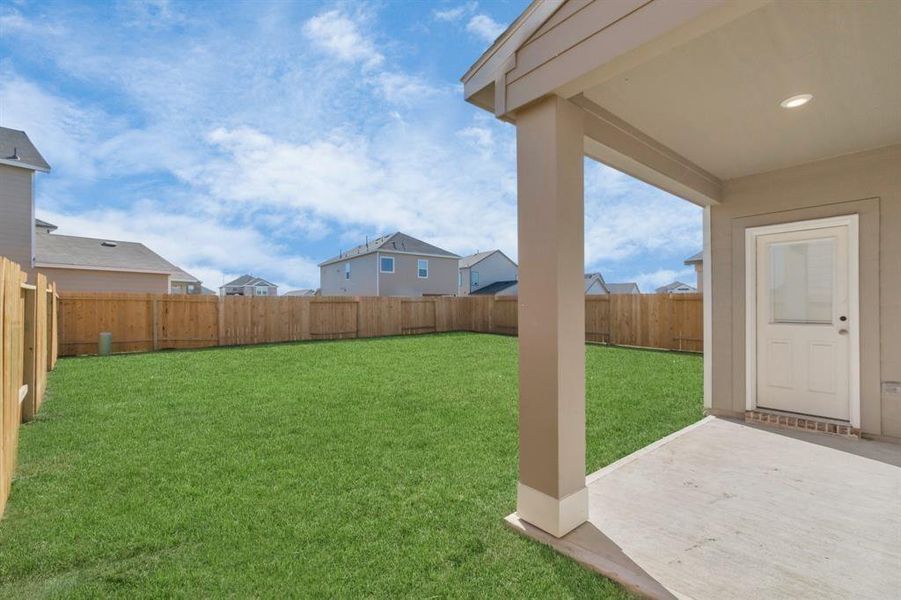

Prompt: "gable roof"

[0,127,51,172]
[684,251,703,265]
[35,218,58,232]
[319,232,459,267]
[607,282,640,294]
[459,249,517,269]
[461,0,552,86]
[35,230,199,282]
[169,266,201,284]
[221,274,277,288]
[284,289,317,296]
[470,280,518,296]
[584,272,609,294]
[655,280,696,293]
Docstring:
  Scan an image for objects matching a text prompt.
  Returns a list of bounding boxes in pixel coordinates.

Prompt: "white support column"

[515,95,588,538]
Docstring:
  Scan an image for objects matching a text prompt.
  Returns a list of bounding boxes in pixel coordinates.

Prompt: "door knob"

[838,328,848,335]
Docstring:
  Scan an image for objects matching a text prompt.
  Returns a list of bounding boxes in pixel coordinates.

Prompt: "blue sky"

[0,0,701,291]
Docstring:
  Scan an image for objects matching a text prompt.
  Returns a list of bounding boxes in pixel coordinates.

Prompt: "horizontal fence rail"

[58,293,702,357]
[1,258,59,516]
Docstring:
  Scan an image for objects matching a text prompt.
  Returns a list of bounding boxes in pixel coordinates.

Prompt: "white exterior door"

[755,223,852,420]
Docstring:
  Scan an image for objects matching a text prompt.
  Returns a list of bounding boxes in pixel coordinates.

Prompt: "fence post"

[20,286,36,422]
[151,296,160,351]
[217,297,225,346]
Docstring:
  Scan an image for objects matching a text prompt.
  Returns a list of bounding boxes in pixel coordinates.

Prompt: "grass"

[0,333,702,598]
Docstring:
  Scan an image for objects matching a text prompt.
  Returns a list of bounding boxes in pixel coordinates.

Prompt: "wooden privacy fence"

[58,292,702,356]
[0,258,59,516]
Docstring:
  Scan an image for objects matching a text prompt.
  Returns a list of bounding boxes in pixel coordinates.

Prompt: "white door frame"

[745,215,860,427]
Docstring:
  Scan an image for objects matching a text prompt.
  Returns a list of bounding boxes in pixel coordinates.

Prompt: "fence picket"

[0,259,58,516]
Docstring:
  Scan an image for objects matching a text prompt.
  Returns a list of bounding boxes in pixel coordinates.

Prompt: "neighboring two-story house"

[1,127,202,293]
[583,272,609,295]
[0,128,50,272]
[219,275,278,297]
[458,250,518,296]
[684,250,703,291]
[319,232,459,297]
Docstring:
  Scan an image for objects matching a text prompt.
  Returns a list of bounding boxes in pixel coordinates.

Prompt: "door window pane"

[769,239,834,323]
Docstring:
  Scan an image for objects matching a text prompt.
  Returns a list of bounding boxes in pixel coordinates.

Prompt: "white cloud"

[117,0,185,28]
[197,120,518,259]
[0,73,107,180]
[2,3,702,295]
[302,10,383,69]
[583,163,701,267]
[433,2,476,22]
[466,14,505,43]
[36,204,320,290]
[372,72,438,106]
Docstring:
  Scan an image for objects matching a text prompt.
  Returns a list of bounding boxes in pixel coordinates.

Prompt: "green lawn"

[0,333,702,598]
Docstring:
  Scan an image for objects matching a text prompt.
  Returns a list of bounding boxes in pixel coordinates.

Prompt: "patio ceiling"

[580,0,901,181]
[465,0,901,206]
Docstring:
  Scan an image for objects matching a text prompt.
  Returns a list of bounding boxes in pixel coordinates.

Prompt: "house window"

[345,263,351,280]
[458,272,462,287]
[471,271,479,287]
[380,256,394,273]
[255,287,268,296]
[417,259,428,279]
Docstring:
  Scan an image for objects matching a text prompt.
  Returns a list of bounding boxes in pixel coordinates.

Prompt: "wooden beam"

[574,94,722,206]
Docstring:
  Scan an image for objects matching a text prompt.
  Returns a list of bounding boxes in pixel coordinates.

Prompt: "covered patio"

[463,0,901,597]
[508,417,901,598]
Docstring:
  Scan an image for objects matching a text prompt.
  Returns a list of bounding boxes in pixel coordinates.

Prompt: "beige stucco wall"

[37,267,169,293]
[709,144,901,439]
[378,252,457,297]
[0,164,34,270]
[320,254,378,296]
[459,252,518,295]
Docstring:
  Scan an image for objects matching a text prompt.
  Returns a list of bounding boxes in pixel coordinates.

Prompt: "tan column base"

[516,481,588,538]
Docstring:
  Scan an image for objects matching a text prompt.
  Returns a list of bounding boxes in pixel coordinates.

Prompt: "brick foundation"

[745,410,860,438]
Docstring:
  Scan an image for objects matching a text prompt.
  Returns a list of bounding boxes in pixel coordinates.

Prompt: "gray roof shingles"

[459,250,498,269]
[470,280,518,295]
[35,230,200,283]
[684,251,703,265]
[221,275,277,288]
[319,232,459,266]
[606,282,641,294]
[656,281,695,293]
[0,127,51,172]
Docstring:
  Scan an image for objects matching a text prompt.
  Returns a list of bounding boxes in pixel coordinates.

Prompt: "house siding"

[320,254,378,296]
[0,164,34,270]
[459,252,518,296]
[378,252,457,297]
[709,144,901,439]
[38,267,169,293]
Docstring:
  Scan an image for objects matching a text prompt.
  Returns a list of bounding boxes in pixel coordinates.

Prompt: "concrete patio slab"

[506,417,901,599]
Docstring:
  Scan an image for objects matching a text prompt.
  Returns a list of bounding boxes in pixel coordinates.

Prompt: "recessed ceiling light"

[780,94,812,109]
